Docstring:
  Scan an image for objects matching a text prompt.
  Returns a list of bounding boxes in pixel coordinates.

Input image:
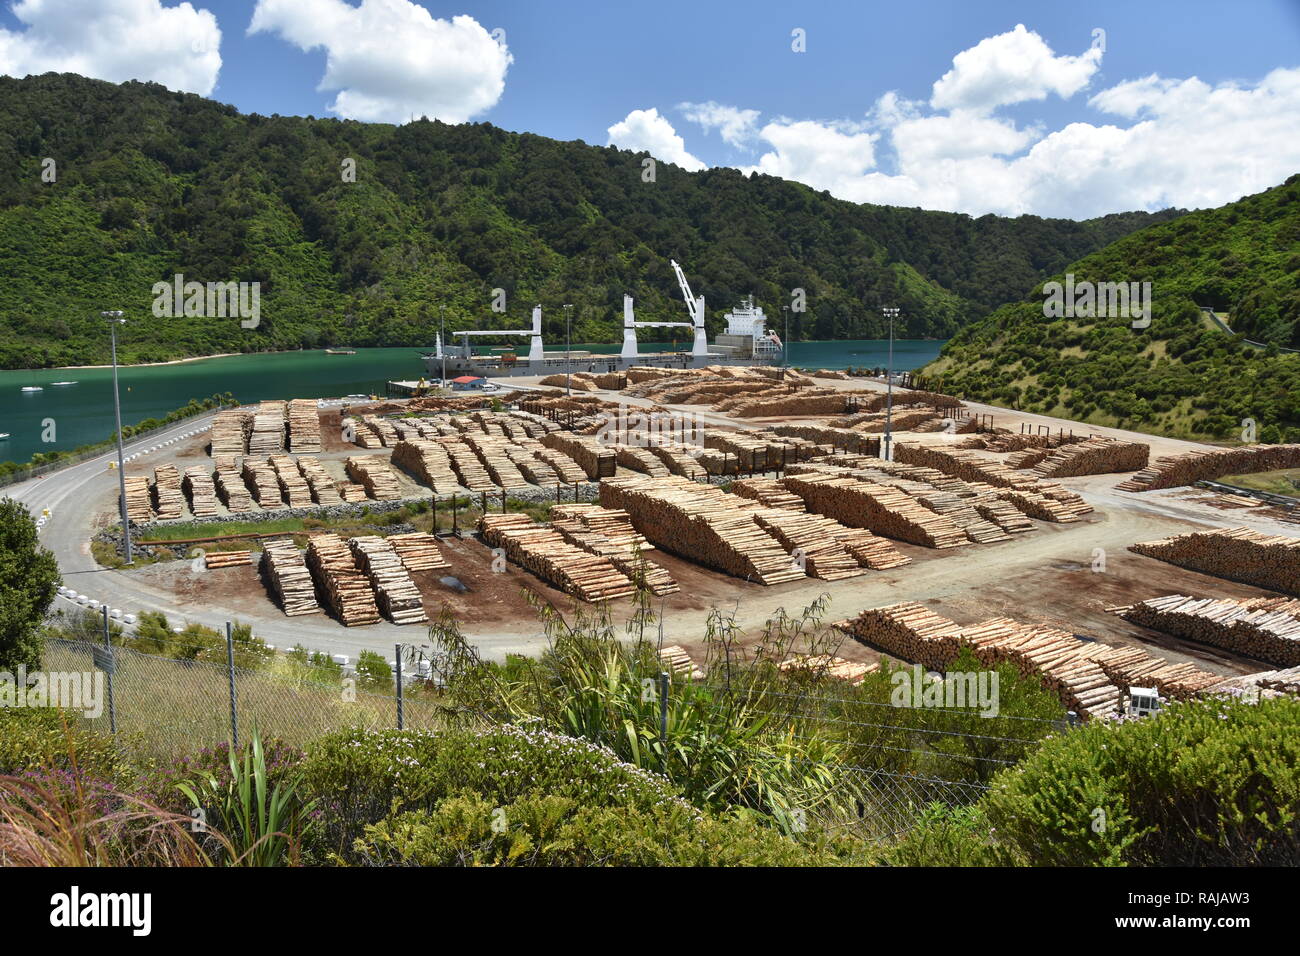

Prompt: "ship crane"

[439,305,545,363]
[620,295,706,359]
[664,259,710,358]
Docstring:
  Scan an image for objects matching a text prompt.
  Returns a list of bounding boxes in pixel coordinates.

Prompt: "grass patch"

[1218,468,1300,497]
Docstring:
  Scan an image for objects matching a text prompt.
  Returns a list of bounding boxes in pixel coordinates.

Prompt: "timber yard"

[11,363,1300,720]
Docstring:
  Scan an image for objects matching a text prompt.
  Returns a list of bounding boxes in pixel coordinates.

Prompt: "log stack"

[182,466,219,518]
[598,475,807,585]
[260,538,321,616]
[461,432,532,490]
[241,457,284,508]
[306,533,381,626]
[152,464,185,519]
[479,513,639,602]
[777,654,878,685]
[615,445,672,477]
[1130,527,1300,597]
[439,439,496,492]
[214,468,253,513]
[210,409,249,456]
[390,439,460,494]
[247,402,287,454]
[1115,443,1300,492]
[659,645,706,681]
[1120,594,1300,666]
[387,532,450,573]
[346,456,402,500]
[540,431,617,480]
[349,535,428,625]
[337,482,368,503]
[534,447,588,484]
[204,550,252,569]
[781,472,968,549]
[271,456,313,508]
[297,457,343,506]
[122,475,153,523]
[1032,437,1150,478]
[287,399,322,453]
[647,444,707,479]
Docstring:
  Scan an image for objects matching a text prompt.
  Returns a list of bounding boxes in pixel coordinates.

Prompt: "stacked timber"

[152,464,184,519]
[306,533,382,626]
[390,439,459,494]
[781,472,968,548]
[658,645,706,681]
[346,456,402,500]
[287,399,322,453]
[260,538,321,616]
[461,432,531,490]
[214,468,253,513]
[211,410,249,456]
[1006,447,1055,470]
[479,513,638,602]
[271,455,313,508]
[540,432,617,480]
[387,532,450,573]
[1082,642,1222,699]
[337,482,368,503]
[830,527,913,570]
[771,423,879,455]
[348,418,383,449]
[241,457,284,507]
[1033,437,1150,478]
[615,445,671,477]
[1115,443,1300,492]
[534,448,588,484]
[728,478,806,511]
[837,603,965,669]
[777,654,878,685]
[297,457,343,505]
[1130,527,1300,597]
[362,416,400,447]
[182,466,219,518]
[204,550,252,569]
[727,392,851,418]
[440,439,496,492]
[122,475,154,523]
[248,402,287,454]
[752,511,866,580]
[598,475,807,585]
[646,444,707,480]
[1121,594,1300,666]
[552,504,654,554]
[349,535,428,625]
[506,445,557,485]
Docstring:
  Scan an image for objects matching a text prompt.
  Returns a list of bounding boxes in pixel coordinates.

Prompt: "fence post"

[395,643,405,730]
[101,606,117,735]
[225,622,238,750]
[658,671,669,747]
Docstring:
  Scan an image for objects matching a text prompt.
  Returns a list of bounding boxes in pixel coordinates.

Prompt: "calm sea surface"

[0,339,946,464]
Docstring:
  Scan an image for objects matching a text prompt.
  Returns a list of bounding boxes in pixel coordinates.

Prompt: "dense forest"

[924,177,1300,442]
[0,73,1181,369]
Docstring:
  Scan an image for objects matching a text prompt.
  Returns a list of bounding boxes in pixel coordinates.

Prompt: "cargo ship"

[421,260,783,379]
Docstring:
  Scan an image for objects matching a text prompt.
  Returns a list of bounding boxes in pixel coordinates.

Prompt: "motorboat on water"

[20,386,42,392]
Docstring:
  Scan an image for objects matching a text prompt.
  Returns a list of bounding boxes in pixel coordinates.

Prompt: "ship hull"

[421,349,781,379]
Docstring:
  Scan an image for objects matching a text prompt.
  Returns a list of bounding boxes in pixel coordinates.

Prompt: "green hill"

[923,177,1300,442]
[0,73,1180,369]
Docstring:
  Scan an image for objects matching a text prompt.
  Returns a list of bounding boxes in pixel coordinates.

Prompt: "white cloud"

[744,120,876,194]
[0,0,221,95]
[678,101,760,147]
[607,107,706,171]
[930,23,1102,114]
[248,0,511,124]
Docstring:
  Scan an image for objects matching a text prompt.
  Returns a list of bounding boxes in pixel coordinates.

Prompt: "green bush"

[353,792,856,867]
[355,650,392,690]
[0,707,139,784]
[971,695,1300,865]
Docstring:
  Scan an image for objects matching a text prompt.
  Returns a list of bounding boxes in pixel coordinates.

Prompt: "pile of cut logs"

[306,533,381,626]
[658,645,706,680]
[534,447,588,484]
[1115,443,1300,492]
[337,482,368,503]
[260,538,321,616]
[214,468,253,512]
[241,457,284,507]
[781,472,968,548]
[271,456,313,508]
[122,475,153,523]
[387,532,450,573]
[204,550,252,569]
[540,431,616,480]
[247,402,287,455]
[182,466,219,518]
[771,423,878,456]
[479,513,639,602]
[152,464,184,519]
[1130,527,1300,597]
[599,475,807,585]
[1031,437,1150,478]
[439,439,496,492]
[390,440,459,494]
[615,445,671,477]
[777,654,878,685]
[1120,594,1300,666]
[349,535,428,625]
[210,409,249,456]
[287,399,322,453]
[345,456,401,500]
[297,456,342,505]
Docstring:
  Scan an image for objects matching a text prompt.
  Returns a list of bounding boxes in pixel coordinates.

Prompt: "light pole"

[439,305,446,387]
[882,306,900,461]
[103,310,132,564]
[563,303,573,397]
[782,305,790,378]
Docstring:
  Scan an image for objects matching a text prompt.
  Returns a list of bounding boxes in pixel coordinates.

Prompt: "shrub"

[355,650,392,690]
[0,707,138,785]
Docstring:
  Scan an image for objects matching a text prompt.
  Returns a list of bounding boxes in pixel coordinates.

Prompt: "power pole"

[564,303,573,396]
[103,311,132,563]
[882,307,900,462]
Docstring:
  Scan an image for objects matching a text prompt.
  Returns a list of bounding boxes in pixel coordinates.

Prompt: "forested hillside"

[924,177,1300,442]
[0,73,1180,368]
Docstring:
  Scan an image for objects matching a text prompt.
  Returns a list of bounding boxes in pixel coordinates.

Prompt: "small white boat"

[0,433,9,440]
[20,386,42,392]
[50,381,77,386]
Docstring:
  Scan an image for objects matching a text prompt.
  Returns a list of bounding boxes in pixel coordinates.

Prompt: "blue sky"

[3,0,1299,218]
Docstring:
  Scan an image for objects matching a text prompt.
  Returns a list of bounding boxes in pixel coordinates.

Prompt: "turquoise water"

[0,339,946,464]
